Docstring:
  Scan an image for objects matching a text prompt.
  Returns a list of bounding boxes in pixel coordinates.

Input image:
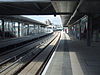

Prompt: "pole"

[87,15,92,46]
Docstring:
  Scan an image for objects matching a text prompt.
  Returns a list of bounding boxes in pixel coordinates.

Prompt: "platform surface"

[44,32,72,75]
[43,31,100,75]
[0,33,49,48]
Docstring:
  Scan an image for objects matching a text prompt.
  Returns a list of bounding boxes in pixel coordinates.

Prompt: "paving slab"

[43,31,100,75]
[44,32,72,75]
[66,32,100,75]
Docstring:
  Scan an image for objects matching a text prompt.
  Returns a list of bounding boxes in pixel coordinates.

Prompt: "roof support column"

[7,21,10,38]
[11,21,14,34]
[38,25,39,34]
[79,20,81,40]
[12,21,15,34]
[34,24,36,34]
[87,15,92,46]
[21,23,24,36]
[27,24,29,35]
[2,19,5,39]
[18,22,20,37]
[8,21,10,32]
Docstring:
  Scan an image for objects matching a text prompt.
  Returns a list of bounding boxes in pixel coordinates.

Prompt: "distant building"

[45,19,52,25]
[53,24,63,31]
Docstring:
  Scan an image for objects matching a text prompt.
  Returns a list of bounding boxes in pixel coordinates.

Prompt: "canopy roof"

[0,0,100,26]
[0,15,49,26]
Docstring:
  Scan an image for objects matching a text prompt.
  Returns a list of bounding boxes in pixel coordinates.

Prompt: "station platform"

[0,33,51,50]
[42,31,100,75]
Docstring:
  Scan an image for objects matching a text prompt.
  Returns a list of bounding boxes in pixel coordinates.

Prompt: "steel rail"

[0,32,58,74]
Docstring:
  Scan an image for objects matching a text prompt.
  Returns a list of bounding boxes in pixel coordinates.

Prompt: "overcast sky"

[22,15,62,26]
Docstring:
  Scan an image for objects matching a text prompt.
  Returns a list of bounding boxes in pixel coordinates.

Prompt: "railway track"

[0,33,55,72]
[18,32,61,75]
[0,33,53,56]
[0,33,52,54]
[0,32,60,75]
[0,33,55,63]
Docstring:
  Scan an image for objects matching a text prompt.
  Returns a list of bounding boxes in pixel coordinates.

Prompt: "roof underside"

[51,1,78,26]
[0,2,55,15]
[0,15,49,26]
[52,1,100,26]
[0,0,100,26]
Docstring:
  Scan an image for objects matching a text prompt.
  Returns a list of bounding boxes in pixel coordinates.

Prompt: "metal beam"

[42,4,51,11]
[67,0,83,25]
[0,12,73,15]
[33,3,41,10]
[1,19,5,39]
[0,4,32,12]
[0,0,51,2]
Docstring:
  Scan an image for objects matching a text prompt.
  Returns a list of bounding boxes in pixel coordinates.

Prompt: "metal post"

[7,21,10,38]
[34,24,35,34]
[2,19,5,39]
[8,21,10,31]
[13,22,16,37]
[40,25,42,33]
[38,25,39,34]
[32,25,34,34]
[11,21,14,34]
[18,22,20,37]
[27,24,29,35]
[21,23,24,36]
[95,30,99,42]
[79,20,81,40]
[13,22,16,34]
[87,15,92,46]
